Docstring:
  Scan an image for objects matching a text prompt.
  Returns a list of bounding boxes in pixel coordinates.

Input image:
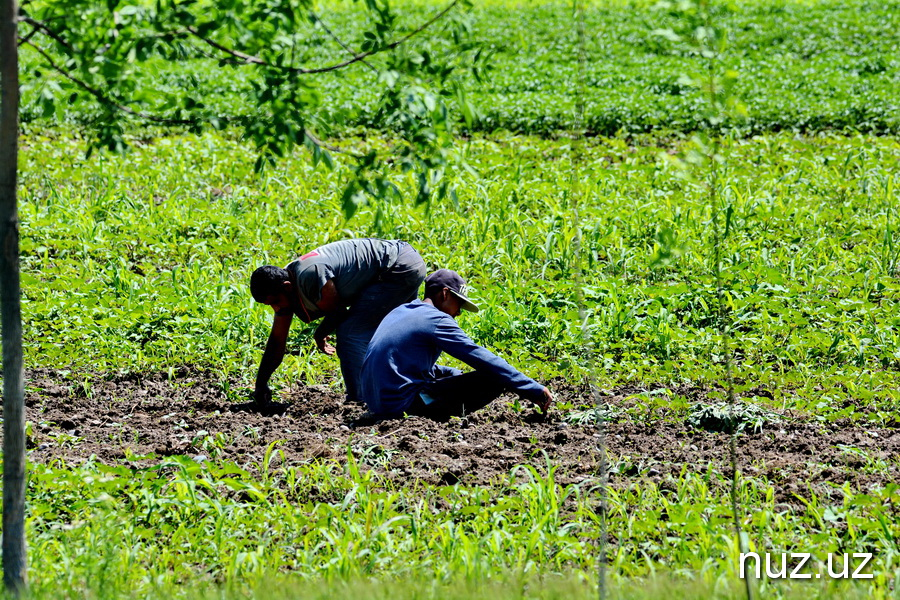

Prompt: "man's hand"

[536,387,554,413]
[253,385,273,405]
[314,332,336,355]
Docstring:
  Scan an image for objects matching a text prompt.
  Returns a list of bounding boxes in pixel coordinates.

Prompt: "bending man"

[359,269,553,419]
[250,238,426,404]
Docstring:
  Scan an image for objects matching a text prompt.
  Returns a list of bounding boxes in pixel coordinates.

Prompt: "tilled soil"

[15,368,900,503]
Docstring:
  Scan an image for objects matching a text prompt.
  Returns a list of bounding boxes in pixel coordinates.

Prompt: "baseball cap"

[424,269,480,313]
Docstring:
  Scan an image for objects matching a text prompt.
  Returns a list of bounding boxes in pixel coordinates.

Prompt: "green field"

[8,0,900,597]
[18,0,900,136]
[21,131,900,423]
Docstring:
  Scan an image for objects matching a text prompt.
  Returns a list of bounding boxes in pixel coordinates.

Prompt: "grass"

[13,452,899,598]
[7,573,888,600]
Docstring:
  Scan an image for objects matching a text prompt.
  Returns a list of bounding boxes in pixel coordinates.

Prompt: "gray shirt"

[284,239,405,318]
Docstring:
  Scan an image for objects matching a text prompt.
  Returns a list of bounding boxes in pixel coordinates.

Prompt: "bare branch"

[301,0,462,73]
[186,26,265,65]
[19,38,364,161]
[19,16,74,53]
[309,11,378,74]
[189,0,460,75]
[304,130,364,159]
[16,24,38,47]
[20,37,197,125]
[370,0,460,54]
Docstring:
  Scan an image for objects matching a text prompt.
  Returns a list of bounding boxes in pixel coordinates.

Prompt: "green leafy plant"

[686,401,782,433]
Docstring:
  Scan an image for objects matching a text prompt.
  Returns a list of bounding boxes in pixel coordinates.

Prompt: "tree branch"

[309,11,378,74]
[19,16,75,53]
[185,26,265,65]
[309,0,461,73]
[16,24,38,47]
[189,0,460,75]
[20,38,364,161]
[304,130,363,159]
[20,38,197,125]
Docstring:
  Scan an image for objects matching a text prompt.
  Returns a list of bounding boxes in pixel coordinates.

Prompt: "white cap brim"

[450,290,479,313]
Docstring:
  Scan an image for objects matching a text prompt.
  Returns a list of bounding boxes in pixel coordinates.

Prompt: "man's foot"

[230,400,290,416]
[349,411,382,428]
[343,395,367,406]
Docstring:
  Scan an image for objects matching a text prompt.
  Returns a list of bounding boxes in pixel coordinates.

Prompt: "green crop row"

[18,0,900,138]
[16,451,899,598]
[466,0,900,135]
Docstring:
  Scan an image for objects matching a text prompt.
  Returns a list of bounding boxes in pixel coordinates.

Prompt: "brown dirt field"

[15,368,900,504]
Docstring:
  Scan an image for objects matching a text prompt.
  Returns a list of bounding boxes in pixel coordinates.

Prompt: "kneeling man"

[359,269,553,419]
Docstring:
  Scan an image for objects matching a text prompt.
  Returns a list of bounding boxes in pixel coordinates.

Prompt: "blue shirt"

[360,300,545,416]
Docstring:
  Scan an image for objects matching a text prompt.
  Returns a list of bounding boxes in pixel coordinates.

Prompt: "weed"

[687,401,782,433]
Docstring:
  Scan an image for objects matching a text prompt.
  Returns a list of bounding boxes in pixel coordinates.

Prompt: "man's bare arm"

[254,312,293,401]
[316,279,341,313]
[313,279,344,354]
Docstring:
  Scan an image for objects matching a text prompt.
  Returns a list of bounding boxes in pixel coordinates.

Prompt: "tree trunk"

[0,0,27,592]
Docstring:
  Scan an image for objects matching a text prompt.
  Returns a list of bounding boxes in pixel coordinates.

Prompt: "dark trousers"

[336,243,426,402]
[409,368,509,420]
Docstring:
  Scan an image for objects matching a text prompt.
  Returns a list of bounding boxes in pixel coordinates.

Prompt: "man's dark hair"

[423,284,445,302]
[250,266,290,302]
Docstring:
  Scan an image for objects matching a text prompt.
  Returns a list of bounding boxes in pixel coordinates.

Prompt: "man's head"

[250,266,292,311]
[423,269,479,318]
